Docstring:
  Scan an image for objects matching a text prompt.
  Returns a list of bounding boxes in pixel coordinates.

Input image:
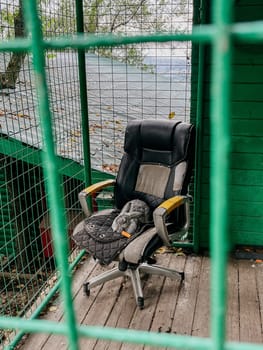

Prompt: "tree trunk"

[0,2,26,89]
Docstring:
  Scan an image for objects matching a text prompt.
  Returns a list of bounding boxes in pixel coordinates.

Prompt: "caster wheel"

[83,283,90,296]
[137,297,144,310]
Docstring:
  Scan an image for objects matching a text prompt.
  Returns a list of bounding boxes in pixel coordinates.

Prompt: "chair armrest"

[153,195,189,246]
[79,179,116,217]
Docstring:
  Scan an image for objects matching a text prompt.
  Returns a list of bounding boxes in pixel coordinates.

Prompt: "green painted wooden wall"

[192,0,263,249]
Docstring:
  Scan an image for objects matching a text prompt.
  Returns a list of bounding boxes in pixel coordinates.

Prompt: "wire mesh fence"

[83,0,193,179]
[0,0,193,346]
[0,1,83,344]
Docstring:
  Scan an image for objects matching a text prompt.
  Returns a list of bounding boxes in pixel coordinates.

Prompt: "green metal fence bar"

[44,30,215,49]
[210,1,232,350]
[0,317,211,349]
[0,31,212,53]
[0,38,31,51]
[1,22,263,53]
[1,315,263,350]
[192,0,206,253]
[75,0,92,189]
[21,1,79,349]
[232,21,263,41]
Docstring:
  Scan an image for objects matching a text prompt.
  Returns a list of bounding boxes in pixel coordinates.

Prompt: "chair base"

[83,262,184,309]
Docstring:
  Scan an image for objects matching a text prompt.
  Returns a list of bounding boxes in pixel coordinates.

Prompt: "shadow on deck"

[20,252,263,349]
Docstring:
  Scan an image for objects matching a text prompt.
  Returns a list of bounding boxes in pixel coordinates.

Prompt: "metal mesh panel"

[0,1,84,344]
[83,1,193,180]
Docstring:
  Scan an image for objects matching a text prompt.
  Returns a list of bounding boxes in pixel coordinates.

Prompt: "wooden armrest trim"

[157,196,186,214]
[81,179,115,196]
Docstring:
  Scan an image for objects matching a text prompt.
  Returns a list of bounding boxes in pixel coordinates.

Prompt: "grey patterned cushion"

[72,210,151,265]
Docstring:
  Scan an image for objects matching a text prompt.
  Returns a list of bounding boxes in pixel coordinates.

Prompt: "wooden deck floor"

[20,253,263,349]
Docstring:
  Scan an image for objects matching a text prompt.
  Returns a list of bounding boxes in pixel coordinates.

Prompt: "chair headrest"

[124,120,194,163]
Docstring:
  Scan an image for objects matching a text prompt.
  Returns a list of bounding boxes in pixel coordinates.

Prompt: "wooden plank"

[200,198,263,217]
[201,168,263,187]
[199,222,263,248]
[235,7,263,22]
[230,216,263,233]
[231,230,263,246]
[203,101,263,120]
[166,255,202,341]
[199,214,263,235]
[236,0,263,5]
[232,136,263,154]
[40,260,114,350]
[203,119,263,137]
[143,255,186,350]
[229,202,263,218]
[200,82,263,101]
[93,276,140,350]
[201,183,263,202]
[230,168,263,186]
[232,83,263,102]
[230,152,263,171]
[239,259,262,343]
[20,255,97,350]
[94,253,176,350]
[191,256,210,338]
[203,151,263,171]
[93,256,180,350]
[203,135,263,153]
[231,119,263,137]
[255,262,263,335]
[20,257,263,349]
[118,253,172,350]
[78,263,138,350]
[232,65,263,84]
[226,258,239,341]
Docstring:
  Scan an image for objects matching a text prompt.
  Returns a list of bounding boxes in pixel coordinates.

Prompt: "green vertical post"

[75,0,92,188]
[192,0,206,253]
[22,1,79,350]
[210,0,232,350]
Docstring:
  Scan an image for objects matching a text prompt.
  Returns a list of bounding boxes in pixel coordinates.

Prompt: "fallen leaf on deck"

[168,111,175,119]
[48,306,57,312]
[102,163,119,173]
[244,248,252,252]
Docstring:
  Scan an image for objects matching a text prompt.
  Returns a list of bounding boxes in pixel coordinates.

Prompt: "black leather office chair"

[73,119,195,309]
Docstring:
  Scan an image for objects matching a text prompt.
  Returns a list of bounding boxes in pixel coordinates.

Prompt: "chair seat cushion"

[72,209,152,265]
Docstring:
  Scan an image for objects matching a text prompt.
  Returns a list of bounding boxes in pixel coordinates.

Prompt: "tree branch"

[110,0,147,32]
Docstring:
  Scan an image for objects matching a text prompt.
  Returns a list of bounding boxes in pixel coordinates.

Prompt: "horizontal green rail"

[0,20,263,53]
[1,316,263,350]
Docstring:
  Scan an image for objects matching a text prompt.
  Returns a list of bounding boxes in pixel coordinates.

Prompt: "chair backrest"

[114,120,195,211]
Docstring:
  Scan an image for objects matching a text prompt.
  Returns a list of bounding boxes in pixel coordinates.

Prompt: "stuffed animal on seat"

[111,199,151,236]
